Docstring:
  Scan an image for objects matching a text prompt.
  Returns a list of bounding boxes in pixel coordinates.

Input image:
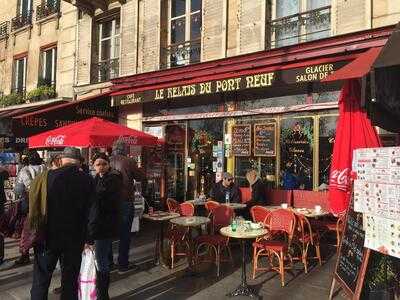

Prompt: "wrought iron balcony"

[0,21,9,39]
[37,0,61,21]
[92,58,119,83]
[270,5,331,48]
[161,39,201,69]
[11,11,33,31]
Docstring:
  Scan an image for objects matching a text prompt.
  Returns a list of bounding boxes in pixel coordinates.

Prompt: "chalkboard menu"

[232,125,251,157]
[254,123,276,156]
[332,196,370,299]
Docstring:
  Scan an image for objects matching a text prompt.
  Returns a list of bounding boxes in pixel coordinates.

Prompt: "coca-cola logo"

[118,136,138,145]
[329,168,350,191]
[45,135,66,146]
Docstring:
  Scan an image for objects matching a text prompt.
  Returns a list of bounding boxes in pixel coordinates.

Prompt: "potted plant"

[0,93,25,107]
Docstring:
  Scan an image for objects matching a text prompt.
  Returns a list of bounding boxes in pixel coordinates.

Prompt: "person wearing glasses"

[209,172,240,204]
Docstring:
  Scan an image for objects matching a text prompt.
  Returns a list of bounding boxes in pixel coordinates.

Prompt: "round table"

[143,212,180,266]
[225,203,247,210]
[170,216,211,272]
[293,207,330,218]
[220,226,268,298]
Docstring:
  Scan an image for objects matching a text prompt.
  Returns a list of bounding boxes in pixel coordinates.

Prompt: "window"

[12,57,27,94]
[271,0,331,48]
[36,0,61,21]
[39,47,57,86]
[12,0,33,30]
[167,0,202,67]
[96,17,120,82]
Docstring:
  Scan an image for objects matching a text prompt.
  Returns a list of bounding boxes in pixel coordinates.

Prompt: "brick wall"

[201,0,227,61]
[120,0,138,76]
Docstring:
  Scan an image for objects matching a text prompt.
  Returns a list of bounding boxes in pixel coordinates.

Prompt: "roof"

[0,98,70,119]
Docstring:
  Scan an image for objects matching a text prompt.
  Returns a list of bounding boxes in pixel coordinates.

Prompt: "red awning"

[322,47,382,82]
[28,117,159,148]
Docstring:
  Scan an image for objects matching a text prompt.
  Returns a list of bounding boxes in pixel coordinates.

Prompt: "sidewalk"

[0,222,346,300]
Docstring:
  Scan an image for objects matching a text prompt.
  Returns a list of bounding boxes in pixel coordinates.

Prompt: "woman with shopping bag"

[86,153,122,300]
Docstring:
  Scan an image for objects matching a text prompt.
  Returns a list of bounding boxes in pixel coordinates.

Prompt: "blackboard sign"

[330,195,371,300]
[254,123,276,156]
[232,125,251,157]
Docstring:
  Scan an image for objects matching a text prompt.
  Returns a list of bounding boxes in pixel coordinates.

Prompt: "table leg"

[154,223,162,266]
[227,240,258,298]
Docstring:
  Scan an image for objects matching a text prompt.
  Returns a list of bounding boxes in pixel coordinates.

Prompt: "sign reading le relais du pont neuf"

[112,62,346,106]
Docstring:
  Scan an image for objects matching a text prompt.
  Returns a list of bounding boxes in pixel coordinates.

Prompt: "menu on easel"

[330,195,370,300]
[232,125,251,157]
[254,123,276,156]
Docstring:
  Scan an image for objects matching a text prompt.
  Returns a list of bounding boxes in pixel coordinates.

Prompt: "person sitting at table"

[209,172,240,204]
[245,169,267,207]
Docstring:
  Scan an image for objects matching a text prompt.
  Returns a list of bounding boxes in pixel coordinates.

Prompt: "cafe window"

[167,0,202,67]
[96,17,120,82]
[12,56,27,94]
[318,115,337,187]
[280,116,314,190]
[271,0,331,48]
[39,47,57,86]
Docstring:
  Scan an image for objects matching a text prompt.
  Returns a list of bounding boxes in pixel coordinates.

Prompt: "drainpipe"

[225,0,229,58]
[73,9,80,101]
[135,0,140,74]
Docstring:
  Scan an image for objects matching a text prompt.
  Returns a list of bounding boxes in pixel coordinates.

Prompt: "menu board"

[232,125,251,157]
[254,123,276,156]
[333,196,370,299]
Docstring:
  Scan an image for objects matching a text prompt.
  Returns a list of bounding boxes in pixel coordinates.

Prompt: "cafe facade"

[111,26,394,202]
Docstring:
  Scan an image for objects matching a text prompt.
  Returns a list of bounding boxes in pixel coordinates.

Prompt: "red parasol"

[28,117,159,148]
[328,80,381,214]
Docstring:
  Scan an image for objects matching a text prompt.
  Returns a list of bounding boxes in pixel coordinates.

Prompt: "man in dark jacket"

[109,139,146,274]
[245,169,267,207]
[209,172,240,203]
[30,147,95,300]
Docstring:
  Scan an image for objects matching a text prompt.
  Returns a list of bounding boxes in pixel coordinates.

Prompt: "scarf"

[28,170,48,231]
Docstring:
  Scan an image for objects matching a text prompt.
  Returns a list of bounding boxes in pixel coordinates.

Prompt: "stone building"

[0,0,79,99]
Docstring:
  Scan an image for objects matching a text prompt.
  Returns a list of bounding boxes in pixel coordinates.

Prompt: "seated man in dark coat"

[245,169,267,207]
[209,172,240,203]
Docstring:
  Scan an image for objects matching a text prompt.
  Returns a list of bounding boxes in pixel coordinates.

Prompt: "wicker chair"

[250,205,271,224]
[166,198,180,213]
[252,208,297,286]
[195,205,235,277]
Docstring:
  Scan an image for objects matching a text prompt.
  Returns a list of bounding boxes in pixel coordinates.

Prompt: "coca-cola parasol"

[28,117,159,148]
[328,80,381,214]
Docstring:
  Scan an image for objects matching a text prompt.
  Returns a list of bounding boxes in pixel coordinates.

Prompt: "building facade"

[0,0,78,100]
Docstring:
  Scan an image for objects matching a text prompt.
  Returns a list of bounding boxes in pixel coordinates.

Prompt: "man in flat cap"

[209,172,240,204]
[31,147,95,300]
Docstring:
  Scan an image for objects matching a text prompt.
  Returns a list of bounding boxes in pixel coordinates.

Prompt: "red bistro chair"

[239,187,252,204]
[294,213,322,273]
[166,198,180,213]
[252,209,297,286]
[195,205,235,277]
[250,205,271,224]
[205,199,220,217]
[179,202,195,217]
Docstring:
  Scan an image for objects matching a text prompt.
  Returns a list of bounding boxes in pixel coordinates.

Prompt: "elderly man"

[30,147,94,300]
[209,172,240,203]
[245,169,267,207]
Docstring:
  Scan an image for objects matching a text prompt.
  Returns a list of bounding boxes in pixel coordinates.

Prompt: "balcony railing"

[92,58,120,83]
[36,0,61,21]
[11,11,33,31]
[0,21,9,39]
[270,5,331,48]
[161,39,201,69]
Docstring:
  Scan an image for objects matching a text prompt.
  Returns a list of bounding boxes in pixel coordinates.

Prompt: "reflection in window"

[318,115,337,187]
[236,94,307,111]
[312,90,340,103]
[280,117,314,190]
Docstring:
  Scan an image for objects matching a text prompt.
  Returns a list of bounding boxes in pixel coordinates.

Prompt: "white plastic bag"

[78,248,97,300]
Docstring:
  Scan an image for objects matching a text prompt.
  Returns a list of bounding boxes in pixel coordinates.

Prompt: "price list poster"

[353,147,400,258]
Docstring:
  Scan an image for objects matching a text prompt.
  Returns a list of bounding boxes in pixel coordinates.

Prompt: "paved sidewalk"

[0,222,346,300]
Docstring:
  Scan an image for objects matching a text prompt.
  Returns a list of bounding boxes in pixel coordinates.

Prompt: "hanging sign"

[254,123,276,156]
[231,125,251,157]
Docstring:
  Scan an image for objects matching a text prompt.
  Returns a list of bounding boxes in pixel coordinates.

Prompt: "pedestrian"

[0,166,9,266]
[14,150,46,266]
[87,152,122,299]
[109,139,145,274]
[30,147,94,300]
[209,172,240,204]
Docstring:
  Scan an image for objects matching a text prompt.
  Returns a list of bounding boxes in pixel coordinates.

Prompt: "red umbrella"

[329,80,381,214]
[28,117,159,148]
